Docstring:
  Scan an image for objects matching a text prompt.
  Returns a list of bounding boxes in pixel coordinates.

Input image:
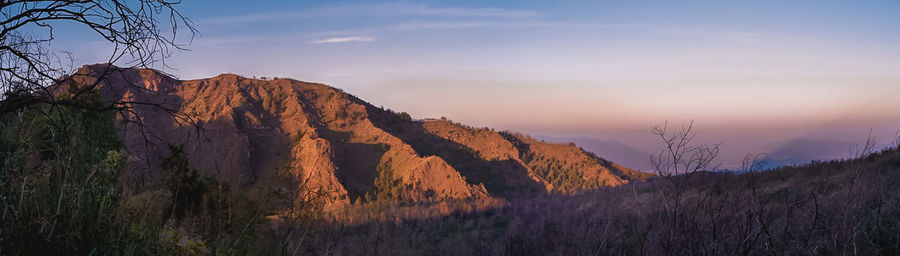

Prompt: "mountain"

[538,136,653,172]
[68,64,650,208]
[762,138,850,169]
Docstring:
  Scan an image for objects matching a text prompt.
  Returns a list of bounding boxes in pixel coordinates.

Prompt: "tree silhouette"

[0,0,197,116]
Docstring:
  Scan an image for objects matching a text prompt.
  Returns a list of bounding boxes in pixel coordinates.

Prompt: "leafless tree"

[848,129,878,159]
[648,120,721,254]
[0,0,197,115]
[892,130,900,150]
[650,120,721,178]
[740,153,767,174]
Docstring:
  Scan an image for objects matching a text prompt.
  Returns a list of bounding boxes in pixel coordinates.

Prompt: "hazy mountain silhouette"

[762,138,850,168]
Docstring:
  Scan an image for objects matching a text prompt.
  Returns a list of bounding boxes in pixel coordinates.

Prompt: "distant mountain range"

[761,138,852,168]
[555,136,858,172]
[70,64,651,209]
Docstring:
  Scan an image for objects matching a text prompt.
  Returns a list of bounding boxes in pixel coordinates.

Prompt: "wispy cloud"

[311,22,654,37]
[389,22,650,31]
[396,6,538,18]
[310,36,374,44]
[198,3,539,25]
[657,27,770,42]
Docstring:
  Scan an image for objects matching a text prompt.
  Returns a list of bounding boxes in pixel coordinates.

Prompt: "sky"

[52,0,900,168]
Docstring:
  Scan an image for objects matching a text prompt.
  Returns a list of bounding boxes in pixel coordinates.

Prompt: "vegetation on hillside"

[521,152,591,193]
[0,87,329,255]
[366,160,403,202]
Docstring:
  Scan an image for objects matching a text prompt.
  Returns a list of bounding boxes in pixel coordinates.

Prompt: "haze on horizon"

[52,0,900,169]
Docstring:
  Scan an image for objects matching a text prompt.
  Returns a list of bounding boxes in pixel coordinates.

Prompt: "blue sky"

[53,0,900,167]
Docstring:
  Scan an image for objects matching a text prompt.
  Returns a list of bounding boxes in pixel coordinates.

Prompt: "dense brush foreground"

[310,147,900,255]
[1,66,899,255]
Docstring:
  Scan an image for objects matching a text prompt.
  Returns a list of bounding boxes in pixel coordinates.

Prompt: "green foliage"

[143,145,284,255]
[366,161,403,202]
[398,111,412,121]
[162,144,207,220]
[521,152,587,194]
[0,87,124,254]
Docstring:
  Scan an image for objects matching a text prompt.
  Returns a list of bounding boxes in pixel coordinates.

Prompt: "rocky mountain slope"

[69,64,650,208]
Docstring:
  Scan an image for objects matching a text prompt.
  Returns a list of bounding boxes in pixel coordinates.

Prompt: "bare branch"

[740,153,768,173]
[892,130,900,150]
[848,129,878,159]
[650,120,720,177]
[1,0,197,115]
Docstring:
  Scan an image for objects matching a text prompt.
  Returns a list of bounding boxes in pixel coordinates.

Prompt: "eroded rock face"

[70,64,650,208]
